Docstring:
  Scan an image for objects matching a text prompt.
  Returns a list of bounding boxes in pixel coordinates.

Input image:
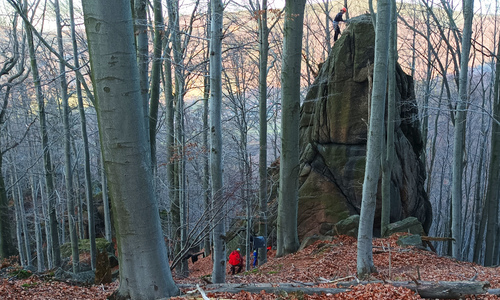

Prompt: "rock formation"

[297,14,432,240]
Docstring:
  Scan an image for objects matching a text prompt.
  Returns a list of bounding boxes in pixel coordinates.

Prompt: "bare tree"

[0,11,25,259]
[81,0,179,297]
[210,0,226,284]
[357,0,391,278]
[277,0,306,257]
[451,0,473,260]
[381,0,397,237]
[54,0,79,273]
[17,0,61,267]
[483,33,500,266]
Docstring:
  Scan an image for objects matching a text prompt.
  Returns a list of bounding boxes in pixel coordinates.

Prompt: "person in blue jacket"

[252,250,258,268]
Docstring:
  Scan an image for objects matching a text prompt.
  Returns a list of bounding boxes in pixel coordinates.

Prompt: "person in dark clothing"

[333,7,347,42]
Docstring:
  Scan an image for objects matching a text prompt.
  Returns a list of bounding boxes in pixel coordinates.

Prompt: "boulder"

[396,234,424,247]
[330,215,360,238]
[298,234,334,251]
[297,14,432,240]
[385,217,426,236]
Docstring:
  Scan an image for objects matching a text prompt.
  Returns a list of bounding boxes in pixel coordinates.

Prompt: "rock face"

[298,14,432,240]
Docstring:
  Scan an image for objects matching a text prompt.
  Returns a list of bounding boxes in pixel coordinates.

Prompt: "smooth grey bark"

[166,0,189,276]
[357,0,390,278]
[39,178,52,269]
[12,173,26,266]
[30,176,45,272]
[54,0,79,273]
[451,0,473,260]
[73,164,84,240]
[15,173,31,267]
[210,0,226,284]
[277,0,305,258]
[163,30,177,260]
[134,0,150,139]
[82,1,179,298]
[23,0,61,268]
[100,154,112,242]
[381,0,396,237]
[149,0,163,174]
[324,0,331,53]
[69,0,96,269]
[255,0,269,265]
[484,34,500,266]
[10,160,30,267]
[420,8,432,185]
[203,6,212,257]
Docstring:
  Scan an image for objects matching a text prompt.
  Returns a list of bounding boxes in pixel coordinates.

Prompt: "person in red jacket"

[228,248,243,275]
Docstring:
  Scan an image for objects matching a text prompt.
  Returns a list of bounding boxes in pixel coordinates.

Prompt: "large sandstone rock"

[297,14,432,240]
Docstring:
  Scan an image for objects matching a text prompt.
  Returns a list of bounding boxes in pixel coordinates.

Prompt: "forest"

[0,0,499,298]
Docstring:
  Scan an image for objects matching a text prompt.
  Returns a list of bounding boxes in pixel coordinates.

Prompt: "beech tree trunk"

[149,0,163,174]
[134,0,149,139]
[210,0,226,284]
[69,0,97,266]
[277,0,306,258]
[54,0,79,273]
[381,0,396,237]
[82,1,179,298]
[357,0,391,278]
[484,32,500,266]
[30,176,45,272]
[256,0,269,265]
[23,0,61,268]
[451,0,473,260]
[202,6,212,257]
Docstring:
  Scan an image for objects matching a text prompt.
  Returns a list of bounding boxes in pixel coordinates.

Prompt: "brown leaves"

[3,234,500,299]
[173,234,500,299]
[0,277,117,299]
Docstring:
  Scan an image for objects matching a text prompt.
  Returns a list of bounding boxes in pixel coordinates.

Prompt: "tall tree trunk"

[167,0,188,276]
[54,0,79,273]
[134,0,150,140]
[149,0,163,175]
[82,1,179,297]
[484,33,500,266]
[381,0,396,237]
[357,0,390,278]
[210,0,226,284]
[12,173,26,266]
[451,0,473,260]
[39,178,52,269]
[23,0,61,268]
[15,175,31,267]
[324,0,331,54]
[69,0,96,269]
[203,6,212,257]
[163,30,177,261]
[30,176,45,272]
[257,0,269,265]
[277,0,305,258]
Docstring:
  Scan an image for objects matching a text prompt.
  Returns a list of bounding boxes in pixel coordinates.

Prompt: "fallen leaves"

[1,234,499,299]
[0,276,117,299]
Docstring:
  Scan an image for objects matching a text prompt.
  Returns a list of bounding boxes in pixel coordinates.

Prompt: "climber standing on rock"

[333,7,347,42]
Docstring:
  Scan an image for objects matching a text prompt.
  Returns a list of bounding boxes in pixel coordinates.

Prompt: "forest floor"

[1,234,499,299]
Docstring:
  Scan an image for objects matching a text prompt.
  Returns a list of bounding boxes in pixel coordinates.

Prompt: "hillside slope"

[173,234,500,299]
